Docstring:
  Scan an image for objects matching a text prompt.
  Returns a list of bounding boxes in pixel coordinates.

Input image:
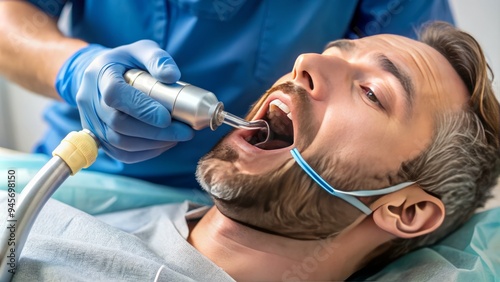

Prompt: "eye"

[361,86,384,109]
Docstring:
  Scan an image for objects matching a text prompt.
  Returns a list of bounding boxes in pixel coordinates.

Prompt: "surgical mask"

[290,148,415,215]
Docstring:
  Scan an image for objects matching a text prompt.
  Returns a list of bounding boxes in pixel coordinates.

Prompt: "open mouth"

[246,99,294,150]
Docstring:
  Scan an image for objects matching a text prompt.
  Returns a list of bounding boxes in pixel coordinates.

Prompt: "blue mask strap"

[290,148,415,215]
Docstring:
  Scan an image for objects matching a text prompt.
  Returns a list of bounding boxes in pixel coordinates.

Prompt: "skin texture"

[191,34,469,281]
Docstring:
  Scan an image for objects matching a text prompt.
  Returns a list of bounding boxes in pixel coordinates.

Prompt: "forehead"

[326,34,468,112]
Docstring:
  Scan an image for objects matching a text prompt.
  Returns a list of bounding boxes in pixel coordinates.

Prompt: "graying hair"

[379,110,500,261]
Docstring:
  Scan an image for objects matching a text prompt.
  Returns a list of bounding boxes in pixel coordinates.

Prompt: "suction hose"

[0,129,99,281]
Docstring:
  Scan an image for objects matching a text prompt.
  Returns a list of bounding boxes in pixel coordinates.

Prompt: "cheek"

[314,108,399,171]
[319,103,385,143]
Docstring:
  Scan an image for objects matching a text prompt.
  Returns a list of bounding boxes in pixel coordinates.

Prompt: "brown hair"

[420,21,500,148]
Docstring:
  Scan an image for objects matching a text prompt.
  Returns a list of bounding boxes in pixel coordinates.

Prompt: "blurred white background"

[0,0,499,152]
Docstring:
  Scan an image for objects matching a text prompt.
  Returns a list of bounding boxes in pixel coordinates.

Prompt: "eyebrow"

[325,39,415,116]
[375,53,414,115]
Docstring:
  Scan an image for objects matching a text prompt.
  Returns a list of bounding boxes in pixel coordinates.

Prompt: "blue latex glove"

[55,40,195,163]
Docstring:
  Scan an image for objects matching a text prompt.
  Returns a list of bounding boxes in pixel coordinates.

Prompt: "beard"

[196,82,379,239]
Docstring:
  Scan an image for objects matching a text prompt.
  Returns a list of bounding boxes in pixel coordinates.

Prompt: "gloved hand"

[55,40,195,163]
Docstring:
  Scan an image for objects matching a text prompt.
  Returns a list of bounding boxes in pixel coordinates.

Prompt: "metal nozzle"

[220,111,268,131]
[219,111,272,143]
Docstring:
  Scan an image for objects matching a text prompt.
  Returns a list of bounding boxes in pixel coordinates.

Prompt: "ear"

[372,187,445,238]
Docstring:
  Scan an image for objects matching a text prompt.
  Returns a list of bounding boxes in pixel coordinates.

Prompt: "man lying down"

[2,22,500,281]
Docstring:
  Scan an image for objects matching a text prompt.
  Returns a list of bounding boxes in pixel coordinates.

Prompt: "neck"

[188,207,394,281]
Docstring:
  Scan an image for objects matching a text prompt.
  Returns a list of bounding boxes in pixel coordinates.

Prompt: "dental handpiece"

[124,69,269,133]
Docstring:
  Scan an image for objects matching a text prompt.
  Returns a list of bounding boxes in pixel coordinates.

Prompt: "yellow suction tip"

[52,130,99,175]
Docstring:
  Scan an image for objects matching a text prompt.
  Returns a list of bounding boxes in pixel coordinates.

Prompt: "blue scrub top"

[30,0,454,189]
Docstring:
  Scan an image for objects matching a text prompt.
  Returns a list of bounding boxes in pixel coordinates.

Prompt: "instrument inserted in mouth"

[124,69,272,142]
[220,111,272,143]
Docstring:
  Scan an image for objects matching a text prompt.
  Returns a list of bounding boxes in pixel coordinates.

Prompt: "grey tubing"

[0,157,71,281]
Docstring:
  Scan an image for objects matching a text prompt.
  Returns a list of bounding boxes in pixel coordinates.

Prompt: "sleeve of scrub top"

[25,0,68,17]
[346,0,455,39]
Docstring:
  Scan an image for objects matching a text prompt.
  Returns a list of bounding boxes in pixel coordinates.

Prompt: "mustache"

[246,81,310,120]
[268,81,310,97]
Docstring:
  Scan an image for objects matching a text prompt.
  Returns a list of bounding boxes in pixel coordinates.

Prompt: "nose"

[292,53,350,101]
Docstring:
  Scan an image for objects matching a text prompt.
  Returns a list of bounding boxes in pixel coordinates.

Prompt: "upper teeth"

[269,99,292,120]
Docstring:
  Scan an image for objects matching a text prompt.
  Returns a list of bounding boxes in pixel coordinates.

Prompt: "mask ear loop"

[290,148,415,215]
